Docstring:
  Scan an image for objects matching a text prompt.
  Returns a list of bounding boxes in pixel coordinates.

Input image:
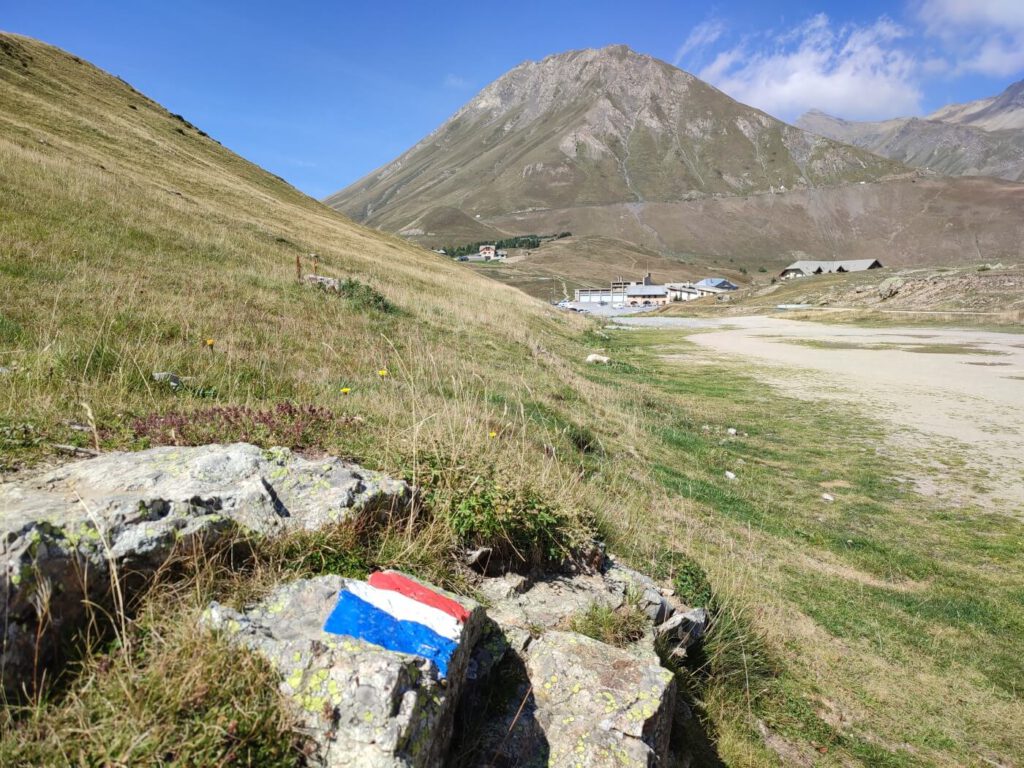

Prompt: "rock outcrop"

[0,443,411,697]
[205,575,484,767]
[526,631,676,766]
[480,556,677,643]
[461,557,699,766]
[878,276,905,299]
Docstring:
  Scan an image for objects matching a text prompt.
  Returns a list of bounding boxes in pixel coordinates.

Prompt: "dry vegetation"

[1,33,1022,767]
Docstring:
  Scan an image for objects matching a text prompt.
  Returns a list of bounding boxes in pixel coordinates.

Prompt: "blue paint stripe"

[323,590,458,677]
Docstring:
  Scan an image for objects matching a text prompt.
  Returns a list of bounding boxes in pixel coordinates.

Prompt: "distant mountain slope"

[327,45,907,234]
[487,176,1024,269]
[797,80,1024,182]
[928,80,1024,131]
[326,45,1024,273]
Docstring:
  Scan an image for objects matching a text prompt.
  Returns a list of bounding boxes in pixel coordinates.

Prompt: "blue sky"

[5,1,1023,198]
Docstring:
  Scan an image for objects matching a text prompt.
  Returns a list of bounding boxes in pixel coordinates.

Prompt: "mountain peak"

[327,46,904,228]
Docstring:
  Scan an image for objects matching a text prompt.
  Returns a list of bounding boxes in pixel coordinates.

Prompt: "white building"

[666,283,702,301]
[625,285,669,306]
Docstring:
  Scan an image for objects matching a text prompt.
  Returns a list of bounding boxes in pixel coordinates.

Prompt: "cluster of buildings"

[573,273,739,307]
[460,244,507,262]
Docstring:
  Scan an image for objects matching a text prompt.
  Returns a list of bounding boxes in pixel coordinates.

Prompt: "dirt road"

[620,316,1024,511]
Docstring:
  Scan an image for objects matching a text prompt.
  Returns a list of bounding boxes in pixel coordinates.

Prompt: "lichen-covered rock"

[655,607,708,659]
[603,561,674,624]
[0,443,410,698]
[204,575,484,767]
[514,631,675,767]
[480,556,675,637]
[463,558,688,767]
[482,570,620,633]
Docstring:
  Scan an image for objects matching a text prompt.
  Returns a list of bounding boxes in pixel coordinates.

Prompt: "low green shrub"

[649,550,713,608]
[448,479,576,571]
[338,278,399,314]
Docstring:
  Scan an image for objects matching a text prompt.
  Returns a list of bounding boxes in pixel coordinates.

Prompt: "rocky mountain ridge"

[797,79,1024,182]
[928,79,1024,131]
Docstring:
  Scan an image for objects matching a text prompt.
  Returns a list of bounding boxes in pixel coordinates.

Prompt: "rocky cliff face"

[327,45,906,234]
[797,80,1024,182]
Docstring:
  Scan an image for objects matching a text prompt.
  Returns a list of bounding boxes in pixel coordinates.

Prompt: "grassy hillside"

[2,33,1022,768]
[0,32,597,480]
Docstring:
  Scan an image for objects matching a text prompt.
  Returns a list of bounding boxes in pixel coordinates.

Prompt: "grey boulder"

[204,574,484,767]
[523,631,676,767]
[0,443,410,698]
[878,276,905,299]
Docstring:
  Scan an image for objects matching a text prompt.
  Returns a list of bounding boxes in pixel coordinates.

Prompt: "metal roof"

[695,278,738,289]
[781,259,882,274]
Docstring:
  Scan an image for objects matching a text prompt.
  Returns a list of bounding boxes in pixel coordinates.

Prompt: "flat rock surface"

[528,631,676,767]
[0,442,410,537]
[475,631,676,768]
[0,443,410,698]
[481,557,674,636]
[206,575,484,768]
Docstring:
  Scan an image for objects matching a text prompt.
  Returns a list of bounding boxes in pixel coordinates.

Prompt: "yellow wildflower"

[377,368,389,378]
[488,430,498,439]
[340,387,351,395]
[204,338,214,348]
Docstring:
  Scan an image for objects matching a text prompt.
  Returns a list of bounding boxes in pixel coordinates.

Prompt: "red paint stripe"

[368,571,470,623]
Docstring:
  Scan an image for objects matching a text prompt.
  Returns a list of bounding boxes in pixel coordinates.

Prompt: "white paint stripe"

[345,581,462,641]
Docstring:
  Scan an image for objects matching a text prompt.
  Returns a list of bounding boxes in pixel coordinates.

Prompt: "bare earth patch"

[623,315,1024,513]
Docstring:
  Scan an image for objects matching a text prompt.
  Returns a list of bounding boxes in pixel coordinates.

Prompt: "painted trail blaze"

[322,571,466,676]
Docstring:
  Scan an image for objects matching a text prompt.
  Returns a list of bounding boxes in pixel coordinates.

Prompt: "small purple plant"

[131,403,344,450]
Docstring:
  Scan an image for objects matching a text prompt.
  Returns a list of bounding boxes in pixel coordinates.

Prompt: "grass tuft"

[568,596,649,647]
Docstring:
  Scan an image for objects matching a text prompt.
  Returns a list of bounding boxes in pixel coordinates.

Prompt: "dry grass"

[0,32,665,761]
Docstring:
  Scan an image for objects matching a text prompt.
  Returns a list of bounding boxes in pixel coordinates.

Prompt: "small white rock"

[821,493,835,503]
[727,428,737,436]
[724,471,737,481]
[585,353,610,365]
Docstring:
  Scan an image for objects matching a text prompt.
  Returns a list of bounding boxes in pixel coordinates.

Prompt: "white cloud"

[674,20,726,66]
[917,0,1024,76]
[699,14,923,121]
[443,74,472,90]
[917,0,1024,32]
